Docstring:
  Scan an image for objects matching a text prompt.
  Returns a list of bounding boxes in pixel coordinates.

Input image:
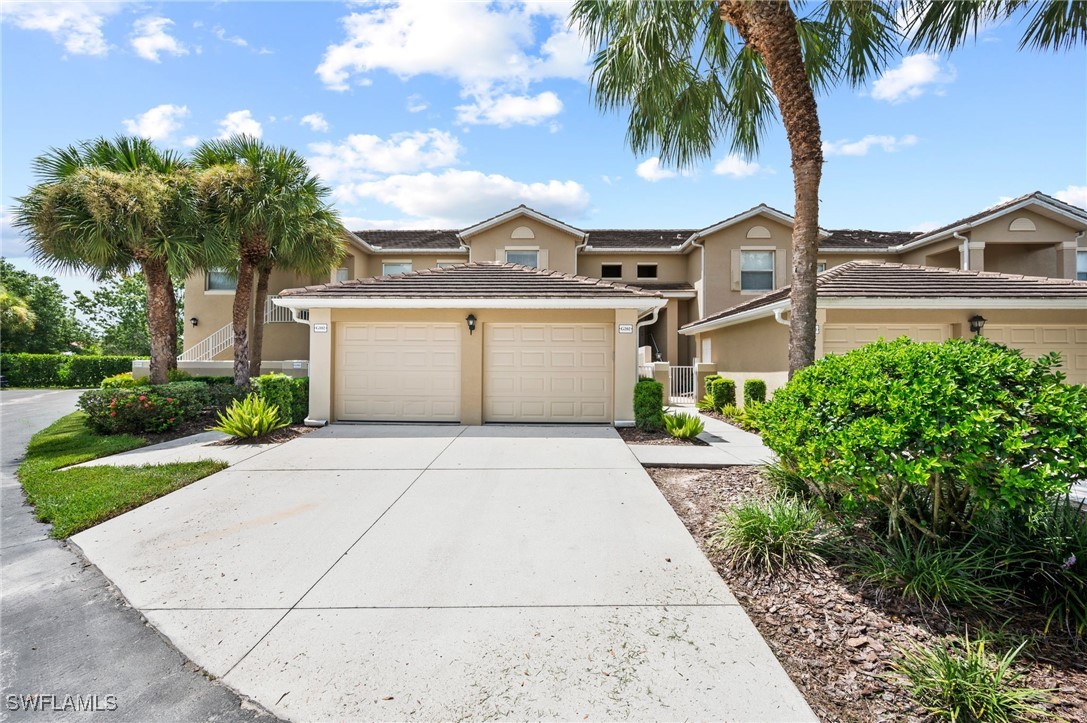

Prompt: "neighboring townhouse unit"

[175,191,1087,424]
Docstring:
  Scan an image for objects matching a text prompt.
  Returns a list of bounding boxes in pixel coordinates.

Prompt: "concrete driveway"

[73,424,814,721]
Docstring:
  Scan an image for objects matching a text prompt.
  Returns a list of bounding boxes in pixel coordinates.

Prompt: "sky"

[2,0,1085,297]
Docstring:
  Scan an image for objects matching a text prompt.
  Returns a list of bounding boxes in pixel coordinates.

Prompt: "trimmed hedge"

[253,373,294,426]
[743,378,767,405]
[1,353,137,388]
[78,380,246,435]
[290,377,309,424]
[709,377,736,411]
[634,378,665,432]
[704,373,721,396]
[101,372,148,389]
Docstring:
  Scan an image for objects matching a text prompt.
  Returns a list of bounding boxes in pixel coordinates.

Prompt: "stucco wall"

[464,217,581,273]
[700,215,793,318]
[577,253,690,284]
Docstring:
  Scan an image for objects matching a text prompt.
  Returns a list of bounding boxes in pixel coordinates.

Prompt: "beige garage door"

[983,325,1087,385]
[822,323,950,356]
[335,323,460,422]
[484,323,612,423]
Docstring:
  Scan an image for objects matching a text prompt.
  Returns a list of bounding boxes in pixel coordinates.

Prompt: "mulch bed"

[211,424,315,445]
[649,466,1087,722]
[617,427,708,446]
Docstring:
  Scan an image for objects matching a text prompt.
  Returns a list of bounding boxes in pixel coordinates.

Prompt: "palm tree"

[11,137,204,384]
[572,0,1084,375]
[192,136,344,385]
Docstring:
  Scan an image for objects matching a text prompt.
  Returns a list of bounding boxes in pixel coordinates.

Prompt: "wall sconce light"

[968,314,986,335]
[190,317,199,328]
[465,313,477,335]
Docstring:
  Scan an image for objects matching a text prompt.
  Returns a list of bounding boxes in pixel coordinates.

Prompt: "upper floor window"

[740,250,775,291]
[505,250,539,268]
[1078,250,1087,281]
[382,261,412,276]
[600,263,622,279]
[636,263,657,279]
[335,267,350,283]
[816,261,827,274]
[206,268,236,292]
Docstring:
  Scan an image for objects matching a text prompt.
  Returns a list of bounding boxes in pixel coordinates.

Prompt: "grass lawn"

[18,412,227,538]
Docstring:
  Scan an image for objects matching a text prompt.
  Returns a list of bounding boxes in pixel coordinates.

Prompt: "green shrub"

[663,412,704,439]
[167,369,193,381]
[704,373,721,396]
[743,378,767,405]
[717,401,762,432]
[633,378,665,432]
[709,377,736,412]
[77,381,244,435]
[758,338,1087,540]
[289,377,309,424]
[61,356,136,387]
[763,460,813,499]
[100,372,147,389]
[0,353,136,387]
[209,394,288,439]
[253,373,294,426]
[695,393,715,412]
[892,635,1053,722]
[710,495,829,570]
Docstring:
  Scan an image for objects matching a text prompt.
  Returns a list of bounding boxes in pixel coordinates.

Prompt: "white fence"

[637,364,654,380]
[668,365,696,405]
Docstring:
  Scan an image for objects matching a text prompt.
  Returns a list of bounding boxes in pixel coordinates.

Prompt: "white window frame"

[382,260,412,276]
[205,267,236,294]
[600,262,623,279]
[334,267,350,283]
[636,263,658,280]
[740,248,776,293]
[504,248,540,267]
[1077,250,1087,281]
[816,260,827,274]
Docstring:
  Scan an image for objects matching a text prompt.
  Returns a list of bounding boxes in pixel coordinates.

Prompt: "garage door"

[484,323,612,423]
[335,323,460,422]
[983,325,1087,385]
[822,324,950,356]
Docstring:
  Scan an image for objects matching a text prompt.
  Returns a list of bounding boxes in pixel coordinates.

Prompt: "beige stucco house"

[174,191,1087,424]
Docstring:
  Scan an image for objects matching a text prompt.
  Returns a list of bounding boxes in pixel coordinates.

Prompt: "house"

[172,191,1087,424]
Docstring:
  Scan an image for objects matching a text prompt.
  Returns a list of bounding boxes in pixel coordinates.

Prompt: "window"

[636,263,657,279]
[505,250,539,268]
[1078,250,1087,281]
[740,250,775,291]
[206,268,236,291]
[335,267,349,283]
[382,261,412,276]
[816,261,827,274]
[600,263,622,279]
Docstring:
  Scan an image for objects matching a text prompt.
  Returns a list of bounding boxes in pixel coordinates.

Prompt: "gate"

[668,365,696,405]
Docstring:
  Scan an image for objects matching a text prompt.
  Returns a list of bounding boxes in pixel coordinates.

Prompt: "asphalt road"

[0,389,270,722]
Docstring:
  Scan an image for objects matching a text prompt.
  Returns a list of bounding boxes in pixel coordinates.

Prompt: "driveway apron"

[72,424,815,721]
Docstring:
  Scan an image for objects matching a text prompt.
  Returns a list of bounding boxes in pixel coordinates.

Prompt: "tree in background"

[72,273,184,356]
[0,259,85,354]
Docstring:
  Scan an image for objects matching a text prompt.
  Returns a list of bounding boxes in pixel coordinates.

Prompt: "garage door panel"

[822,324,951,356]
[985,325,1087,385]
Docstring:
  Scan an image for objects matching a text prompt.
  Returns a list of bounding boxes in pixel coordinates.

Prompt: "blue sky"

[2,1,1085,296]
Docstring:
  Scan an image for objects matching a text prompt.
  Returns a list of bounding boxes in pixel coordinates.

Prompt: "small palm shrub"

[717,402,762,432]
[892,635,1053,722]
[743,378,767,404]
[663,412,704,439]
[209,394,288,439]
[711,495,829,570]
[696,393,715,412]
[762,460,813,499]
[633,378,665,432]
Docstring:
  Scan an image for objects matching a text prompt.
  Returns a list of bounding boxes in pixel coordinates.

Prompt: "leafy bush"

[892,635,1053,722]
[100,372,147,389]
[717,402,762,432]
[704,373,721,396]
[78,380,244,435]
[167,369,193,381]
[209,394,288,439]
[763,460,813,499]
[0,353,136,387]
[758,338,1087,540]
[743,378,767,405]
[709,377,736,411]
[61,356,137,387]
[696,393,716,412]
[663,412,704,439]
[289,377,309,424]
[633,378,665,432]
[710,495,829,570]
[253,373,294,426]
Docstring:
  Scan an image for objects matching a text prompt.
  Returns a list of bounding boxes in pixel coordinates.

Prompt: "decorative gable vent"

[511,225,536,239]
[746,225,772,239]
[1008,217,1036,232]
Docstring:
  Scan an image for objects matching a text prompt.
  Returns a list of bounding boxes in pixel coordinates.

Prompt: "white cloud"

[341,169,589,224]
[121,103,190,141]
[130,16,188,62]
[636,157,679,182]
[713,154,761,178]
[216,109,262,139]
[456,91,562,127]
[406,94,428,113]
[300,113,330,133]
[1055,185,1087,209]
[181,135,199,148]
[309,130,462,186]
[910,221,941,233]
[822,134,919,157]
[0,1,121,57]
[871,53,955,103]
[212,25,247,47]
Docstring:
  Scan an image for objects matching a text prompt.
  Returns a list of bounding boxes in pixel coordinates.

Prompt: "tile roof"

[628,281,696,292]
[279,262,663,299]
[820,229,920,249]
[585,230,695,249]
[352,229,462,250]
[682,261,1087,329]
[910,191,1087,242]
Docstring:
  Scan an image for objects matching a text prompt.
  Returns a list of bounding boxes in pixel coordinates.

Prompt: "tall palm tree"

[11,137,204,384]
[192,136,344,385]
[572,0,1084,375]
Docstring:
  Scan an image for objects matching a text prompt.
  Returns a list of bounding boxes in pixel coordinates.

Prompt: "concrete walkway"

[72,423,814,721]
[628,409,774,467]
[73,431,279,469]
[0,389,265,722]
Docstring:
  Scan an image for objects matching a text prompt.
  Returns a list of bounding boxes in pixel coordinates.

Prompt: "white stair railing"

[265,295,293,324]
[178,323,233,362]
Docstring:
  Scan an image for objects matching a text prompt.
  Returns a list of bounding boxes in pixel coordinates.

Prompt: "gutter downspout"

[289,307,311,326]
[574,239,589,274]
[954,231,969,270]
[773,307,790,326]
[636,305,662,369]
[691,235,706,318]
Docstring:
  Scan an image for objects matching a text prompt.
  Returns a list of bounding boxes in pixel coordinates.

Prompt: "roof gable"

[902,192,1087,249]
[458,205,586,240]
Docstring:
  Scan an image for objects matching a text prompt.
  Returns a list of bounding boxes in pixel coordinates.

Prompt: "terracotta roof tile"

[820,229,920,249]
[352,229,462,250]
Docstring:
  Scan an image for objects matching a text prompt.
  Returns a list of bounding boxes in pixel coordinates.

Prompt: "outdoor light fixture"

[465,314,477,335]
[190,317,199,328]
[968,314,986,335]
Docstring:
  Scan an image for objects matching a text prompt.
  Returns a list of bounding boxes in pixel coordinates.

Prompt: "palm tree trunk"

[720,0,823,376]
[232,257,255,386]
[165,276,178,371]
[250,263,272,378]
[142,259,175,385]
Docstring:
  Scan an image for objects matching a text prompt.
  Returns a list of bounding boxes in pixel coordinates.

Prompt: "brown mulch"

[617,427,708,446]
[210,424,315,445]
[649,467,1087,723]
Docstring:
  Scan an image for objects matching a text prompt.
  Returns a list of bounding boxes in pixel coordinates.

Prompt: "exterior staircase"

[178,295,295,362]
